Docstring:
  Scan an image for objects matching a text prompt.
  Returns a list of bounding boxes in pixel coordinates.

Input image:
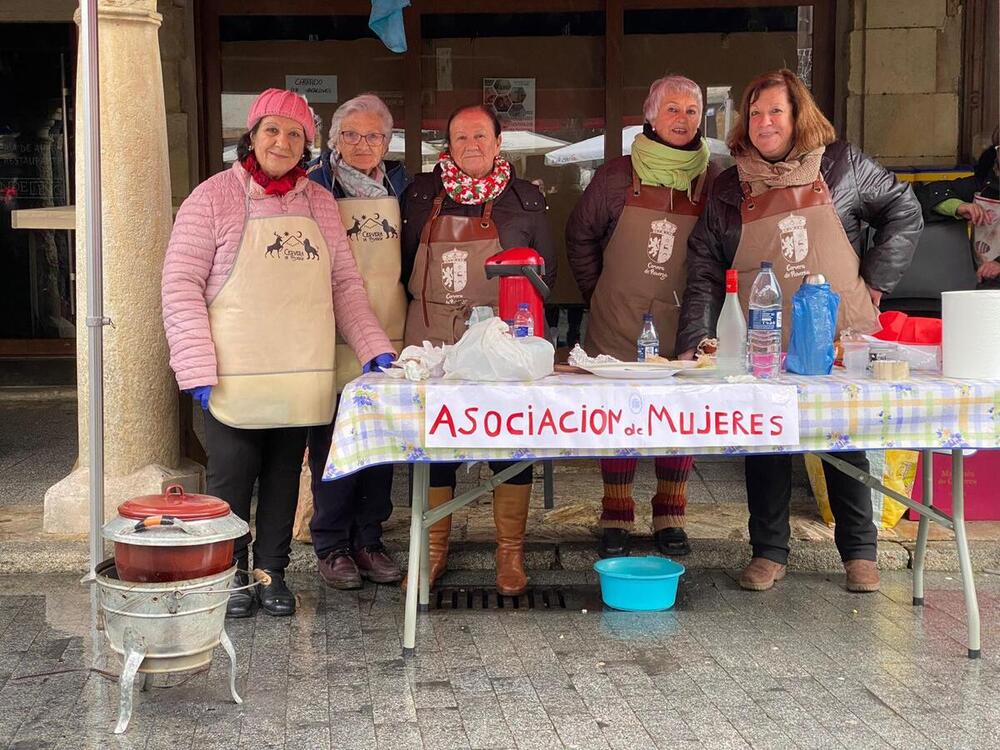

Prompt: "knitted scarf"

[331,152,388,198]
[630,132,710,193]
[438,151,512,205]
[241,154,305,197]
[734,145,826,197]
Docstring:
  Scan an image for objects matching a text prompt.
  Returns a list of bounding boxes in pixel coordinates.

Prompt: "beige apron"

[585,170,707,360]
[732,178,880,348]
[334,195,407,391]
[208,194,336,429]
[404,192,502,347]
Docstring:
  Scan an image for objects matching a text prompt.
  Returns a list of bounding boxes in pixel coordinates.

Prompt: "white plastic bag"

[444,318,554,381]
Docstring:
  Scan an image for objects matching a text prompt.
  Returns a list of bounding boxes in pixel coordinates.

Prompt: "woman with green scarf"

[566,74,722,559]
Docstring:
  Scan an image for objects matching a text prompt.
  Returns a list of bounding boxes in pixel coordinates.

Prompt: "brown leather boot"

[844,559,880,592]
[739,557,787,591]
[401,486,453,593]
[494,483,531,596]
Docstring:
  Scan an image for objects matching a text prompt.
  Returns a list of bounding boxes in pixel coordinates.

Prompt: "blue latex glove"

[363,353,395,374]
[186,385,212,410]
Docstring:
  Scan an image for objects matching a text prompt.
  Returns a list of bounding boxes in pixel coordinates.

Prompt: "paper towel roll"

[943,290,1000,378]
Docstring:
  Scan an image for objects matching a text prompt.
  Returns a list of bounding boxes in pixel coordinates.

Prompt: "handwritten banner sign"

[424,381,799,449]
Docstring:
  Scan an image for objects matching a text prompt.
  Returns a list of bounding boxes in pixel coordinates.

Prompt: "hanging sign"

[424,380,799,449]
[285,75,338,103]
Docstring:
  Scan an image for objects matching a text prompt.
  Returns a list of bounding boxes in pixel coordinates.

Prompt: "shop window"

[421,12,605,310]
[623,6,814,150]
[0,23,75,341]
[218,14,406,167]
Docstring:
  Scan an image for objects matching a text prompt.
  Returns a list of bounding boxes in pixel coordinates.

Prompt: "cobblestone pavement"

[2,569,1000,750]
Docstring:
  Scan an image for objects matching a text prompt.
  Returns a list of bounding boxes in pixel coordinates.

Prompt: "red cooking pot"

[102,484,249,583]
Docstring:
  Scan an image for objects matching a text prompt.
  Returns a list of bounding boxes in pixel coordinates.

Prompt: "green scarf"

[630,133,711,193]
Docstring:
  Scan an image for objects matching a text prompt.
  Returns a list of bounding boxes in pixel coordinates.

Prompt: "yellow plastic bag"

[805,450,918,529]
[292,450,313,543]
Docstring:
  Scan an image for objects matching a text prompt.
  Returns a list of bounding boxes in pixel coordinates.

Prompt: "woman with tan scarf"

[678,69,922,594]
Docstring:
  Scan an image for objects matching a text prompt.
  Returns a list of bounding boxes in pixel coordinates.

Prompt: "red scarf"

[241,154,305,196]
[438,151,512,205]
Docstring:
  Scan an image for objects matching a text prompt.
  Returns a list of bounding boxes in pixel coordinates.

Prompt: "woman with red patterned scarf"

[399,104,556,597]
[162,89,393,618]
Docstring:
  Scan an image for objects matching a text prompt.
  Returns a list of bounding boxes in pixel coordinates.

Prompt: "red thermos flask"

[484,247,549,336]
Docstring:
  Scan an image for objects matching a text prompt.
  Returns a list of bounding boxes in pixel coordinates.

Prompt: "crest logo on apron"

[264,231,320,261]
[441,248,469,293]
[647,218,678,264]
[778,213,809,263]
[345,212,399,242]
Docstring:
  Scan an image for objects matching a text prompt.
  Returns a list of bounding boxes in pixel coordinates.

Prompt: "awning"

[544,126,730,166]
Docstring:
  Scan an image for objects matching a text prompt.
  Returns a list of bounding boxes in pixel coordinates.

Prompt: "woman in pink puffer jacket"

[161,89,393,618]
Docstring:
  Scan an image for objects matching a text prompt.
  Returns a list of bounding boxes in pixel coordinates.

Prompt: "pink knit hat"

[246,88,316,143]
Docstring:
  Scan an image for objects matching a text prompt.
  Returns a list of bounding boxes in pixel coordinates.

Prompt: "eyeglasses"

[340,131,387,147]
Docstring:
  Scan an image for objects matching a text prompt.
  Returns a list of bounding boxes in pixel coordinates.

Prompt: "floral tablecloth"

[323,372,1000,480]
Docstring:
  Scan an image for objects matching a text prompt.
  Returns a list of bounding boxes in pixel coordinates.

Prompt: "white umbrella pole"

[81,0,107,576]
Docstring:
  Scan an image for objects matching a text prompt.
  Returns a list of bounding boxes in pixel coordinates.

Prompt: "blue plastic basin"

[593,556,685,612]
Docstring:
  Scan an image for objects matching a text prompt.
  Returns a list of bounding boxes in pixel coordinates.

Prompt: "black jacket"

[306,151,410,199]
[677,140,923,353]
[400,164,556,291]
[913,146,1000,222]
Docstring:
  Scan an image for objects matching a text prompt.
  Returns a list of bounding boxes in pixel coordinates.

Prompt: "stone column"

[45,0,202,534]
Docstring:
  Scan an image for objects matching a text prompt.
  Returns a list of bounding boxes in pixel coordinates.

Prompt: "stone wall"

[157,0,198,206]
[845,0,964,166]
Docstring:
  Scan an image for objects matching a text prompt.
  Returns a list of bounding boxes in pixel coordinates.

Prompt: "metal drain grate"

[430,586,600,611]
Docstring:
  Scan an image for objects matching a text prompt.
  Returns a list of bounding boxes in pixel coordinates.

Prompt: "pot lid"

[103,484,247,547]
[118,484,230,521]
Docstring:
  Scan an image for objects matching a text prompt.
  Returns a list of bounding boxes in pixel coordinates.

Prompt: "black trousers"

[430,461,533,489]
[745,451,877,565]
[307,417,394,559]
[204,411,307,572]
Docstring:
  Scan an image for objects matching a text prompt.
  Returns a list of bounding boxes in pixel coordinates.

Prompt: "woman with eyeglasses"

[305,93,408,590]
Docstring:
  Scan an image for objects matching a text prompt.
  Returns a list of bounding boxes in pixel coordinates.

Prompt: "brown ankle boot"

[401,486,453,593]
[493,483,531,596]
[739,557,787,591]
[844,559,880,592]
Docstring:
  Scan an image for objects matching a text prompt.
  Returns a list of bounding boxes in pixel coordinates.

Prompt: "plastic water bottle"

[636,313,659,361]
[512,303,534,339]
[716,269,748,374]
[747,261,783,378]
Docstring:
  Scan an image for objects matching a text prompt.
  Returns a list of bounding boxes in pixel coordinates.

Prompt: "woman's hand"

[363,353,396,373]
[957,202,995,226]
[185,386,212,410]
[977,260,1000,282]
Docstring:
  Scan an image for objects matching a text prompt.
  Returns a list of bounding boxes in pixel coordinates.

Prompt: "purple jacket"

[162,161,392,390]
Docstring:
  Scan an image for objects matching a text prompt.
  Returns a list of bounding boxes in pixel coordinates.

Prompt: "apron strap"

[418,191,447,247]
[739,181,756,211]
[481,200,495,228]
[630,169,641,197]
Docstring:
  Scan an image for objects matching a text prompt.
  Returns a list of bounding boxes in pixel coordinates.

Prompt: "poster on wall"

[285,75,338,103]
[483,78,535,131]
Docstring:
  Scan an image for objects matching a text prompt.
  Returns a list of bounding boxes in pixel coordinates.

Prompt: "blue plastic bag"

[786,282,840,375]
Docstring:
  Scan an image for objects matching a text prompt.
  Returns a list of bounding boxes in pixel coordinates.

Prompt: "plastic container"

[842,341,870,376]
[637,313,659,361]
[593,556,685,611]
[512,303,534,339]
[747,261,783,378]
[716,269,747,374]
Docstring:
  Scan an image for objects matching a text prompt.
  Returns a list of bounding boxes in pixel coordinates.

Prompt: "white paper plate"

[674,366,722,378]
[582,362,690,380]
